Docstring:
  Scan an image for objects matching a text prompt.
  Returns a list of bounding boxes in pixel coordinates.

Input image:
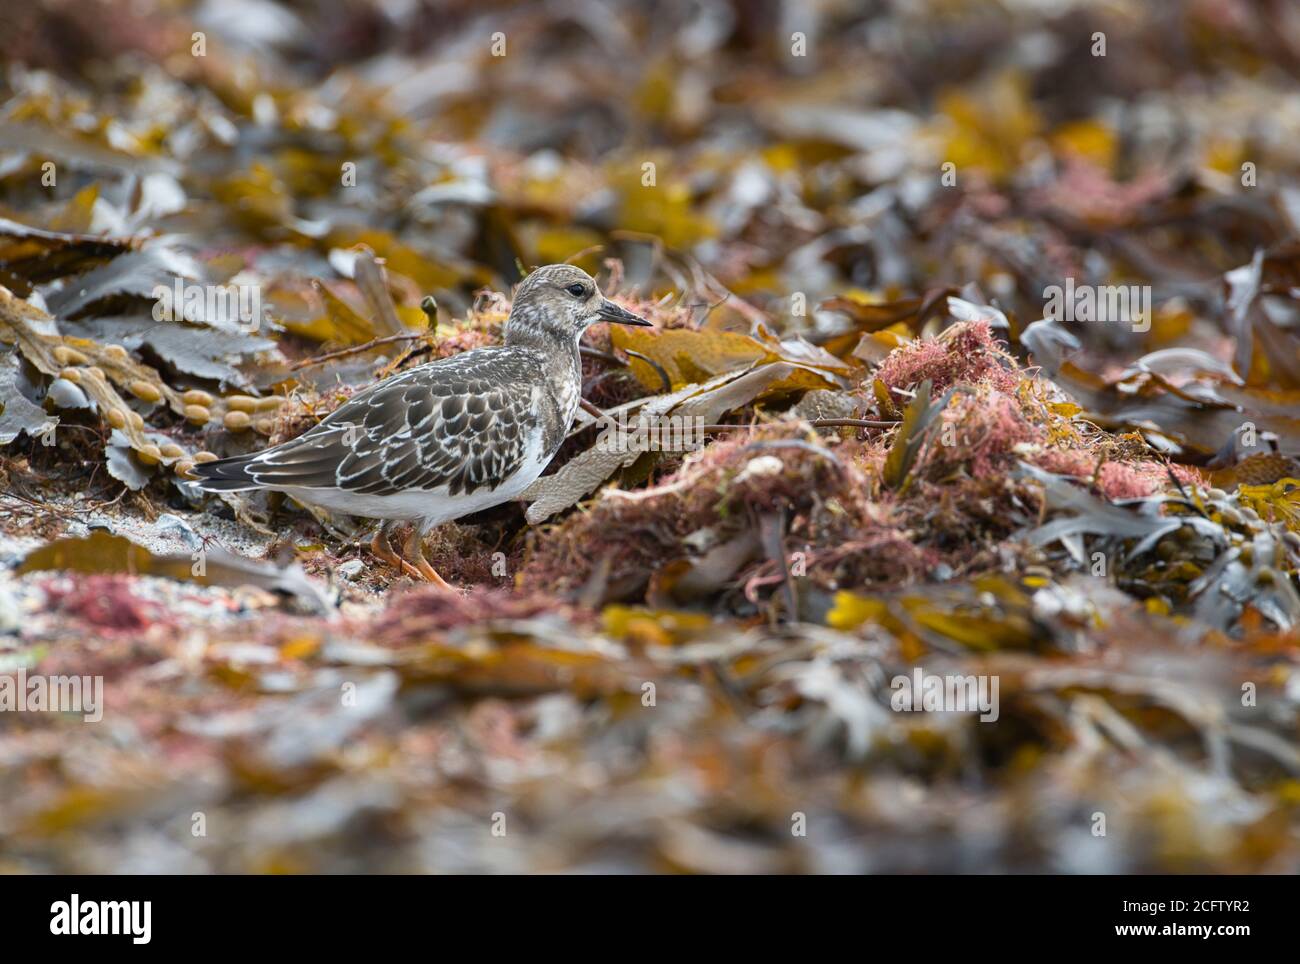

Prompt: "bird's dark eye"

[566,283,588,297]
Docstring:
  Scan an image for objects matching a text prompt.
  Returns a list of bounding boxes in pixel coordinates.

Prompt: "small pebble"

[735,455,784,483]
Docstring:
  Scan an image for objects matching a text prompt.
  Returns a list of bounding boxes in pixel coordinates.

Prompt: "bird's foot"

[370,524,422,581]
[403,525,456,591]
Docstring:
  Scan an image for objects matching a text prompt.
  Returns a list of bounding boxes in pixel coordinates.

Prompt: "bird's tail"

[189,453,263,492]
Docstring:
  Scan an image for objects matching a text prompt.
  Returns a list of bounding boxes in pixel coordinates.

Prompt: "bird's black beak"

[596,297,652,326]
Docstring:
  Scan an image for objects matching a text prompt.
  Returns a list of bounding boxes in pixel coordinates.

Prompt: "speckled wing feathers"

[194,348,541,498]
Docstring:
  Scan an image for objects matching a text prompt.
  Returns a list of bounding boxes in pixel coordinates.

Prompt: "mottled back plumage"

[195,348,548,498]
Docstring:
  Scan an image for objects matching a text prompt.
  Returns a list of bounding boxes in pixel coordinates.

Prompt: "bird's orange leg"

[403,524,455,591]
[371,522,421,580]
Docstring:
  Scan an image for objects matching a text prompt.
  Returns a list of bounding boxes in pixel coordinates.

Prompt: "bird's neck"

[506,323,582,391]
[507,317,578,356]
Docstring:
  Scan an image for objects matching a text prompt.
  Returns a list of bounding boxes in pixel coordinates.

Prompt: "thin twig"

[578,345,625,365]
[564,244,606,265]
[623,349,672,392]
[289,332,426,372]
[578,398,605,420]
[805,417,900,429]
[695,418,898,432]
[379,343,435,378]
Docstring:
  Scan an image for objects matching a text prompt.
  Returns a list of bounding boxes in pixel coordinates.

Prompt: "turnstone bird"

[192,264,651,588]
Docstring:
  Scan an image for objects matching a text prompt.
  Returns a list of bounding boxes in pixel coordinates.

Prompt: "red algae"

[875,320,1019,396]
[369,585,591,644]
[926,388,1041,480]
[43,574,157,633]
[1034,449,1203,500]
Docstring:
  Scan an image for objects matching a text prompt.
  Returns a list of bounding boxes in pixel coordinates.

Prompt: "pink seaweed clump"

[44,574,156,633]
[1034,449,1202,500]
[875,320,1019,395]
[926,389,1040,480]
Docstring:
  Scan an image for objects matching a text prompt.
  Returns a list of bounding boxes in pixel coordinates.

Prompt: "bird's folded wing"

[242,367,538,498]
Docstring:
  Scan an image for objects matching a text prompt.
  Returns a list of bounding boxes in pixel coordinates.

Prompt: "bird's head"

[505,264,650,346]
